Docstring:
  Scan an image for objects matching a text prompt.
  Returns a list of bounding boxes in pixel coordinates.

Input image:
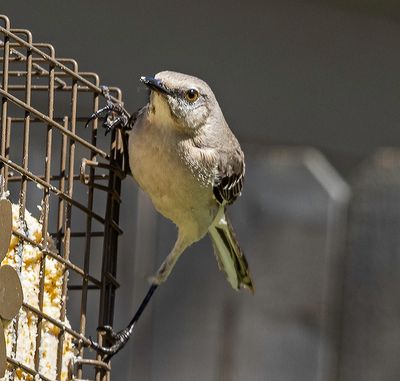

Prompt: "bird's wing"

[213,149,245,205]
[121,106,144,175]
[126,106,142,130]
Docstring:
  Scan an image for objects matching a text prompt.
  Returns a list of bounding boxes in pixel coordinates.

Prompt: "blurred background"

[2,1,400,380]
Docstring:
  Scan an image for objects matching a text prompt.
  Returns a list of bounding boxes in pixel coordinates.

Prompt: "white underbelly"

[128,125,216,236]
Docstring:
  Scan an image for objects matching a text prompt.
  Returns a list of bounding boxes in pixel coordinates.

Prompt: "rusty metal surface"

[0,14,125,380]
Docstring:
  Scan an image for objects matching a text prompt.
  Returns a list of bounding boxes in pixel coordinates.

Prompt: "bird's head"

[141,71,219,132]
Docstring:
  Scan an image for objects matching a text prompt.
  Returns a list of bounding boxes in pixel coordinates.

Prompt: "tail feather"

[208,209,254,292]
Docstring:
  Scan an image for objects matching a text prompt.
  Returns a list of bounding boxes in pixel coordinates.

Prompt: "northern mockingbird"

[87,71,253,359]
[133,71,253,289]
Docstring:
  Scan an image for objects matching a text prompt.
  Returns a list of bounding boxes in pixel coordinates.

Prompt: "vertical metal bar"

[42,58,55,234]
[81,87,99,327]
[42,53,61,379]
[107,129,123,381]
[56,118,68,254]
[99,91,124,381]
[28,40,47,372]
[0,112,5,189]
[96,335,104,381]
[66,61,80,380]
[1,20,18,381]
[11,30,33,381]
[99,90,124,327]
[0,18,10,186]
[0,115,7,192]
[99,148,115,326]
[56,116,69,380]
[3,117,11,190]
[80,78,99,381]
[19,31,32,216]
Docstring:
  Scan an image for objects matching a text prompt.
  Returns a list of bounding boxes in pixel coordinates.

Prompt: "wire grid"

[0,15,125,381]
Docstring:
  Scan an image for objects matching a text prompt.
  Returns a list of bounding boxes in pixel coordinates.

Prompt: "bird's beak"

[140,76,171,95]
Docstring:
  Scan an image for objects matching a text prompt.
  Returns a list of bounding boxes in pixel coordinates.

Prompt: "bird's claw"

[97,325,120,341]
[88,325,131,362]
[85,86,131,135]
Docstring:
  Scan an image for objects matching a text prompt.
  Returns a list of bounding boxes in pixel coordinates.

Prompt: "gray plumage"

[128,71,253,292]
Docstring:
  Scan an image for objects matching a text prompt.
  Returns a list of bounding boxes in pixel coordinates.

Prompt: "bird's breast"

[128,119,216,232]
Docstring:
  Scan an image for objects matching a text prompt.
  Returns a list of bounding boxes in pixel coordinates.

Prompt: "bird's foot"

[85,86,131,135]
[89,325,132,362]
[87,284,159,361]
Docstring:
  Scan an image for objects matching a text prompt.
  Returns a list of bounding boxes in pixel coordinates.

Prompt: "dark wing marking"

[121,107,143,176]
[125,107,140,131]
[213,149,245,205]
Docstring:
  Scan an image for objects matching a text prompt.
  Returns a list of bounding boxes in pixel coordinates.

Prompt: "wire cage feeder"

[0,15,125,381]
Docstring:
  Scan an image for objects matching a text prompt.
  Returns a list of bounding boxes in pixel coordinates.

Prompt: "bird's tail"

[208,209,254,292]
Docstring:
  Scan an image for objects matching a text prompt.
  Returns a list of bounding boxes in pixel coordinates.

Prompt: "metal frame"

[0,15,125,380]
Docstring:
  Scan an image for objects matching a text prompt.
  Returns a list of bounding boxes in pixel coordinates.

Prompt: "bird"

[131,71,253,290]
[86,71,253,359]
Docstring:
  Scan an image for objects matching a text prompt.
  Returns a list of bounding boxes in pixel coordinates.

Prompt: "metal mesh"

[0,15,124,381]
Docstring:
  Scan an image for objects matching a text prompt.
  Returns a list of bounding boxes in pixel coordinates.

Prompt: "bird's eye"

[185,88,199,102]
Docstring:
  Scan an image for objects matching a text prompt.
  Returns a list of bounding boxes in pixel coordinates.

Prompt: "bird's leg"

[149,234,188,285]
[89,284,158,362]
[89,236,189,360]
